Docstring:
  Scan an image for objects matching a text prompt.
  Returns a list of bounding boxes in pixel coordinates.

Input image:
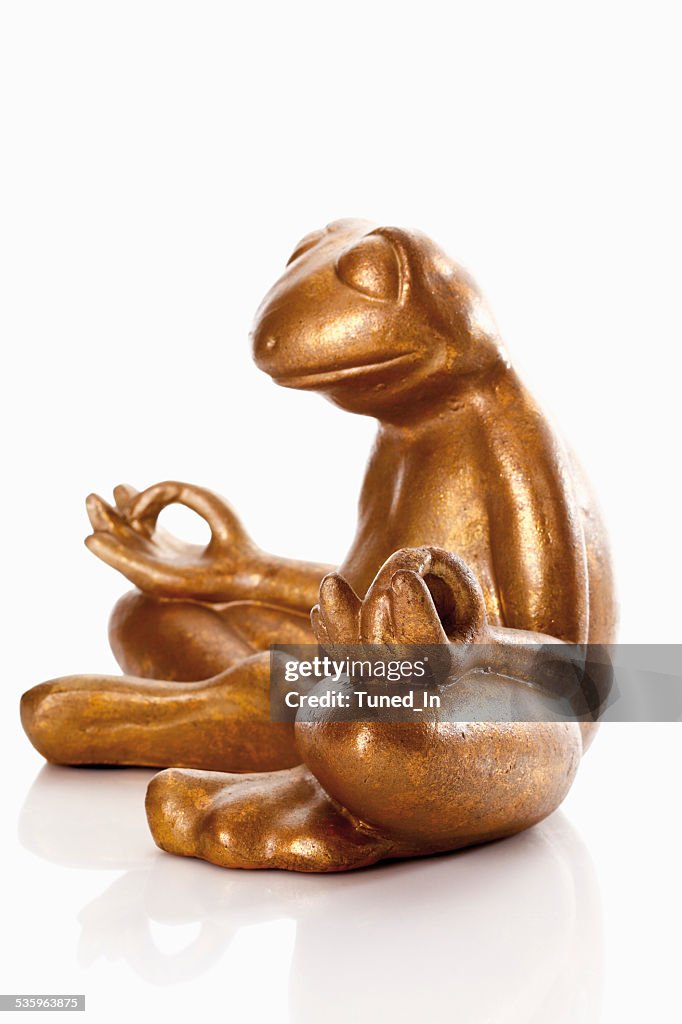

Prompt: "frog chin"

[271,351,419,391]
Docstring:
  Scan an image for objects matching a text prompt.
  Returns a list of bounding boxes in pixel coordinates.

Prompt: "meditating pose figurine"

[21,219,616,871]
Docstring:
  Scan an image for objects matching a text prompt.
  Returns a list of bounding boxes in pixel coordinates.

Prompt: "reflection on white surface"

[20,765,603,1023]
[20,765,158,869]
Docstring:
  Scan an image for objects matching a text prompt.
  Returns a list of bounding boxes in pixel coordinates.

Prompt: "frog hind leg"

[109,590,314,681]
[20,652,299,772]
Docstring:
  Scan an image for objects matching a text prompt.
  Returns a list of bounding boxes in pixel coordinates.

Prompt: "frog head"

[251,219,506,418]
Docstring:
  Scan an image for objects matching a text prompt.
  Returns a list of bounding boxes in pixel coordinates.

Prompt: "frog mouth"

[273,352,418,389]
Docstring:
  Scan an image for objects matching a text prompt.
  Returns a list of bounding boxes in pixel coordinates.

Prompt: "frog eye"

[286,230,325,266]
[336,234,401,300]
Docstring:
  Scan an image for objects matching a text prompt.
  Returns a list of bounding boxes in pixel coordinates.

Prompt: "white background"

[1,2,680,1022]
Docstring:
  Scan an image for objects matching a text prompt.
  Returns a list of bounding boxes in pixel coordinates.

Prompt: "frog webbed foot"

[146,764,395,872]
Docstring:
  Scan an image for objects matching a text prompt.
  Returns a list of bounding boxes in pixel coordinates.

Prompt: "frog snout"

[254,331,278,358]
[250,318,282,375]
[251,312,317,381]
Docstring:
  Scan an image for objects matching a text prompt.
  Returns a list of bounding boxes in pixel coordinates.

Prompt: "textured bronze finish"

[147,547,585,870]
[21,219,616,871]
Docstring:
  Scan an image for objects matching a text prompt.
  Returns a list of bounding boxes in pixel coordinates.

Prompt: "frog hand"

[311,546,489,647]
[85,481,257,600]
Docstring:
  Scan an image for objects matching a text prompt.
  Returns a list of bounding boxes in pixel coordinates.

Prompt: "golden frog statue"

[21,219,616,871]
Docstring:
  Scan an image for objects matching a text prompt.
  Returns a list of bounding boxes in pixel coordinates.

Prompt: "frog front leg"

[86,480,333,612]
[85,481,331,679]
[20,480,332,769]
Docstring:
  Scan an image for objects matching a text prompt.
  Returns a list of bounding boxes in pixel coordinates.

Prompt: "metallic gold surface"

[21,219,616,871]
[147,547,585,870]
